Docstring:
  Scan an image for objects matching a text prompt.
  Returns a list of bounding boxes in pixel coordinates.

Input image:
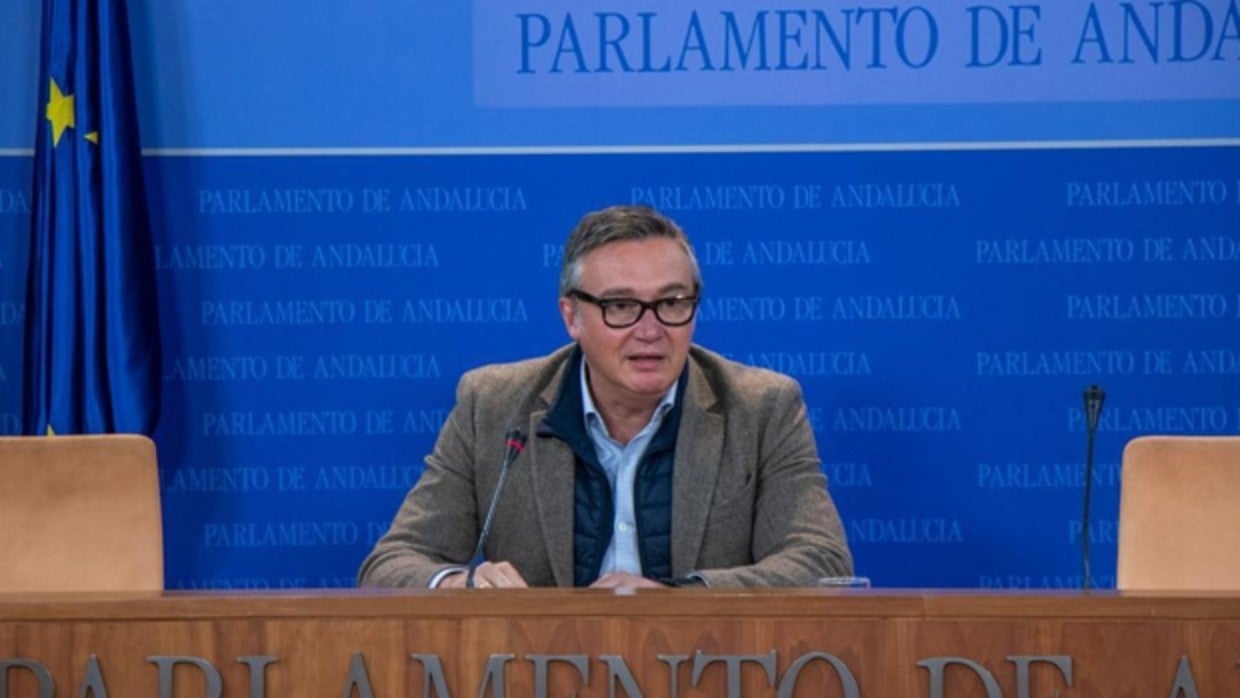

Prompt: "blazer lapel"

[529,376,576,586]
[671,362,723,576]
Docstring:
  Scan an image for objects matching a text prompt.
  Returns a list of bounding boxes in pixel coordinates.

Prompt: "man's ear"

[559,297,580,340]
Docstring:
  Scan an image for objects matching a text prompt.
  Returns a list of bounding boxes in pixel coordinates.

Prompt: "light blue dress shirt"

[580,361,677,577]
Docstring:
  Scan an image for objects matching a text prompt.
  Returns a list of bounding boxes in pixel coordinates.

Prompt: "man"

[358,205,852,588]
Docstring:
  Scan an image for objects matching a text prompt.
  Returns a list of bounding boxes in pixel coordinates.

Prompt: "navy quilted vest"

[537,347,686,586]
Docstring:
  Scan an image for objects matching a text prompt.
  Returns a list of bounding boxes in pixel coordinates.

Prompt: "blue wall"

[1,0,1238,589]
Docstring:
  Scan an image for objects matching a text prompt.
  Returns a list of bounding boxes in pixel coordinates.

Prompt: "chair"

[1117,435,1240,591]
[0,434,164,592]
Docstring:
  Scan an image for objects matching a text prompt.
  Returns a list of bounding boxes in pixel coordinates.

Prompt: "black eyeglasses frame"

[568,289,700,329]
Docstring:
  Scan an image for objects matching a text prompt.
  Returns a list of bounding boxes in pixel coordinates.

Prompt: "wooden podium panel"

[1,590,1238,697]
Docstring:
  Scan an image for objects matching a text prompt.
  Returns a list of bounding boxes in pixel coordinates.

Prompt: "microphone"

[1080,385,1105,591]
[465,428,528,589]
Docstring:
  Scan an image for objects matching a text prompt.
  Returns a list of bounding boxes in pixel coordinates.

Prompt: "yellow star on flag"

[46,79,75,146]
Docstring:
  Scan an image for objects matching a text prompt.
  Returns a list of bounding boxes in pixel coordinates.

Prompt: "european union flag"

[23,0,160,435]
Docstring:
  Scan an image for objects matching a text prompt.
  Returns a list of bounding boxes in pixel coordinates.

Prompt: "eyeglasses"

[568,289,700,329]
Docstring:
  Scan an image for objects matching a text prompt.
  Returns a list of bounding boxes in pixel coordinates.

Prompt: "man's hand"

[439,561,529,588]
[589,571,666,589]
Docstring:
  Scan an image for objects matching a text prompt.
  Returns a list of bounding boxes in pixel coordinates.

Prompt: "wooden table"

[2,589,1238,696]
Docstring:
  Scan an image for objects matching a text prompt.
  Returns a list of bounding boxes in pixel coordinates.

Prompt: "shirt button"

[617,521,631,532]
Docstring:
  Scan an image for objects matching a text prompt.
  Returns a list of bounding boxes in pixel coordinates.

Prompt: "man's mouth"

[627,353,664,368]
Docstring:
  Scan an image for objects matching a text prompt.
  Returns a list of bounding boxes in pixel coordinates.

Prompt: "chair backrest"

[1117,435,1240,591]
[0,434,164,592]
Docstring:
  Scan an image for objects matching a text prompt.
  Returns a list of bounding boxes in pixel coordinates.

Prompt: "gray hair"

[558,205,702,296]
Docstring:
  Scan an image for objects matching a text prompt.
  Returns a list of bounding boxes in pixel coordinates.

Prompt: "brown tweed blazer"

[357,344,852,587]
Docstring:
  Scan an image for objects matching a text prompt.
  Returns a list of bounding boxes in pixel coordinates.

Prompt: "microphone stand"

[465,428,527,589]
[1081,385,1105,591]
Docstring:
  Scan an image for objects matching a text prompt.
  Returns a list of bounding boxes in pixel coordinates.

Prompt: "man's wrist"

[429,566,467,589]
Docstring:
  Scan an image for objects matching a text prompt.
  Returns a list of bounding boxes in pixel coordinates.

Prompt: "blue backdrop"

[1,0,1237,589]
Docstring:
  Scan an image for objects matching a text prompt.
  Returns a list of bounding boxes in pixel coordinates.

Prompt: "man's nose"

[631,307,664,337]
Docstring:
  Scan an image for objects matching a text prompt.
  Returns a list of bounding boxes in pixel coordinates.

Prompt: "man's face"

[559,237,697,409]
